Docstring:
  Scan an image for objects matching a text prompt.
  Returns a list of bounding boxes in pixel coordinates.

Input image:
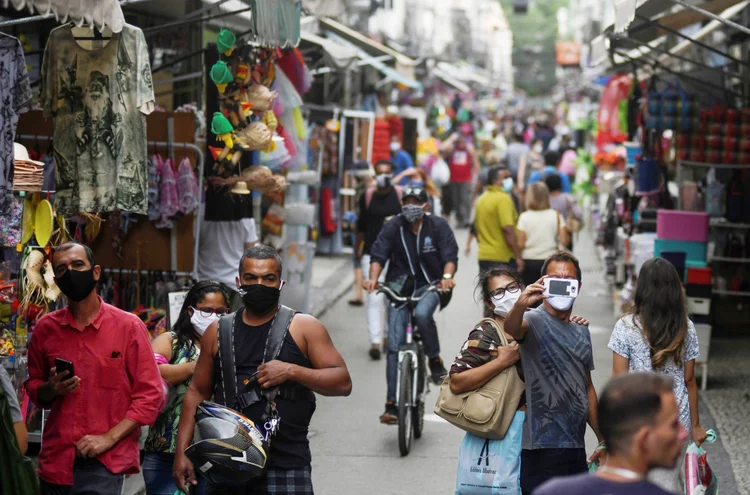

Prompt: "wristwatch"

[442,273,453,280]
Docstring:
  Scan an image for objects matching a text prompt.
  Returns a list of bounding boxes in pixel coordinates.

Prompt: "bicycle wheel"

[398,353,413,456]
[413,344,426,439]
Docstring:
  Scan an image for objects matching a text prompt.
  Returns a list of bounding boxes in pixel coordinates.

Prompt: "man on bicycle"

[364,186,459,424]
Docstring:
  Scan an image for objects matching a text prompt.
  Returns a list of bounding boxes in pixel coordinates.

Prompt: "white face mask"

[390,142,401,152]
[375,173,392,189]
[490,291,520,317]
[502,177,514,192]
[533,144,543,153]
[547,296,576,311]
[190,310,221,336]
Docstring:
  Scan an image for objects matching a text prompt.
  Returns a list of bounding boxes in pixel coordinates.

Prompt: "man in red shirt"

[444,133,479,229]
[24,242,163,495]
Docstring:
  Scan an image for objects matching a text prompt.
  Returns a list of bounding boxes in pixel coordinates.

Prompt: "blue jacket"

[392,150,415,185]
[370,213,459,286]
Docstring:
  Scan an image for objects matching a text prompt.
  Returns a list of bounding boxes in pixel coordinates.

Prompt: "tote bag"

[455,411,524,495]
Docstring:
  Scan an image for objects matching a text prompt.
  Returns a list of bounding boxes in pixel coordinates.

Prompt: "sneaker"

[429,357,447,384]
[369,344,381,360]
[380,402,398,424]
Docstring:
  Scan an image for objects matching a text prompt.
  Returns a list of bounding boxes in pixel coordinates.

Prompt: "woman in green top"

[143,280,229,495]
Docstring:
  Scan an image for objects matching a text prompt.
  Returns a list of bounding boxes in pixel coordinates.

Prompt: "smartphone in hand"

[55,358,75,379]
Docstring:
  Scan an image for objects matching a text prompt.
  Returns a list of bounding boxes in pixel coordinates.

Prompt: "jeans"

[386,286,440,402]
[446,182,473,226]
[39,458,124,495]
[143,451,207,495]
[520,448,587,495]
[362,254,387,345]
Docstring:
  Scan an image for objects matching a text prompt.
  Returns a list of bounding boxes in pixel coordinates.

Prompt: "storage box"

[654,239,707,263]
[660,251,686,281]
[687,284,713,299]
[687,297,711,316]
[687,267,712,285]
[656,210,710,242]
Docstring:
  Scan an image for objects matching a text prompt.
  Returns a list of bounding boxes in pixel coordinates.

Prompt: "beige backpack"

[433,318,525,440]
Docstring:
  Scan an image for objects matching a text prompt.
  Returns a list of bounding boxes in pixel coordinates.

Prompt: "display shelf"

[679,160,750,169]
[709,219,750,229]
[713,289,750,297]
[710,256,750,264]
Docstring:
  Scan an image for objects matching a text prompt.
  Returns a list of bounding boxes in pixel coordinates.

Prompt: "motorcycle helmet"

[185,401,268,485]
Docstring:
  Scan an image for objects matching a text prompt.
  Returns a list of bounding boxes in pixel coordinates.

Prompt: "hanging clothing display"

[1,0,126,33]
[40,24,155,216]
[0,33,32,216]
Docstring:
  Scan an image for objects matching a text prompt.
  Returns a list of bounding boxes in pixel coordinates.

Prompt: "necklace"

[599,466,644,481]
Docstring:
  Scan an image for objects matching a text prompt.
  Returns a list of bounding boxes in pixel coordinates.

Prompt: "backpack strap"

[263,305,297,363]
[233,305,297,411]
[216,311,239,408]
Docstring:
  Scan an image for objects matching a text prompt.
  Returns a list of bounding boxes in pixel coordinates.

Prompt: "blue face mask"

[502,177,514,192]
[410,180,425,188]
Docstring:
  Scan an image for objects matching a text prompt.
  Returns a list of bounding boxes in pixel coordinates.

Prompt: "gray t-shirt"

[535,473,672,495]
[506,142,529,176]
[520,306,594,450]
[0,366,23,423]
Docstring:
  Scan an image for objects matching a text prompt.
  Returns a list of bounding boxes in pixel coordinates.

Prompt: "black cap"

[402,186,428,203]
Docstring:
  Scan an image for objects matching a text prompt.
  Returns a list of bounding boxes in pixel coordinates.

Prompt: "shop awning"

[432,68,471,93]
[322,33,422,90]
[436,61,491,87]
[319,17,417,79]
[300,31,359,69]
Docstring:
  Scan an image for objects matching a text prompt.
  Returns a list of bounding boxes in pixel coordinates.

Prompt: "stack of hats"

[12,143,44,192]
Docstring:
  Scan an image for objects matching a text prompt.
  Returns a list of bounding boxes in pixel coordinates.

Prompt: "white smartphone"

[543,278,579,298]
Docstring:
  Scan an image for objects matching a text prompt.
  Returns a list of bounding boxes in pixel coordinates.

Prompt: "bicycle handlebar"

[377,284,440,304]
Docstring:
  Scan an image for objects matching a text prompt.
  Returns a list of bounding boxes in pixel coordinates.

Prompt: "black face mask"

[55,268,97,303]
[239,283,282,315]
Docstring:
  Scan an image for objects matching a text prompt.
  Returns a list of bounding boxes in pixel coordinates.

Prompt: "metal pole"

[0,13,54,28]
[614,50,746,102]
[611,34,745,80]
[634,13,750,69]
[143,6,253,34]
[667,0,750,36]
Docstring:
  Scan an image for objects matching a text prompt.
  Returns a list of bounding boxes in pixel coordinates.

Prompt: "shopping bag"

[685,429,719,495]
[431,158,451,187]
[455,411,524,495]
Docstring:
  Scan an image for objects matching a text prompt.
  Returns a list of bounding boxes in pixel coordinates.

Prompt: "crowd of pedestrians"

[1,108,710,495]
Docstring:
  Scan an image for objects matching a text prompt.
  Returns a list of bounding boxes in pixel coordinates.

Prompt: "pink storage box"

[656,210,709,242]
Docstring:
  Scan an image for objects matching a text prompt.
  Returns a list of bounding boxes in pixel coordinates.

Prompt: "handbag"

[565,197,583,233]
[434,319,524,440]
[455,412,524,495]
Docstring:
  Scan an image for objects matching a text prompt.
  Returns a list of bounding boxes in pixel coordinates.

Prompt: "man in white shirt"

[197,201,258,311]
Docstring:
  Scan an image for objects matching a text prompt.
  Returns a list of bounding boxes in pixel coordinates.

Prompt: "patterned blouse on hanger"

[40,24,155,216]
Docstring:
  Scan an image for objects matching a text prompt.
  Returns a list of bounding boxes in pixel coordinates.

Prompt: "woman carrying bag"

[608,258,707,492]
[448,268,526,494]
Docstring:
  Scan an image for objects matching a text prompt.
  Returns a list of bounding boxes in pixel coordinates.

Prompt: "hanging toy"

[235,121,272,151]
[211,112,235,149]
[43,259,61,302]
[245,84,278,113]
[210,61,234,94]
[217,28,237,56]
[262,110,278,132]
[236,64,251,86]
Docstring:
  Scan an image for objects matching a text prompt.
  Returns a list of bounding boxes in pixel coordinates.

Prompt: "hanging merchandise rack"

[15,135,205,279]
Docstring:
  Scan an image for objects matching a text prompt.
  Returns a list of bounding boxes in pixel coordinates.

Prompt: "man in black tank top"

[174,245,352,494]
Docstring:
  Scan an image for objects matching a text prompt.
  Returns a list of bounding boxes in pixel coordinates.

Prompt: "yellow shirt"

[474,185,518,262]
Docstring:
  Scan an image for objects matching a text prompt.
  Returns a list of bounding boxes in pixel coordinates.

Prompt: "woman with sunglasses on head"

[143,281,230,495]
